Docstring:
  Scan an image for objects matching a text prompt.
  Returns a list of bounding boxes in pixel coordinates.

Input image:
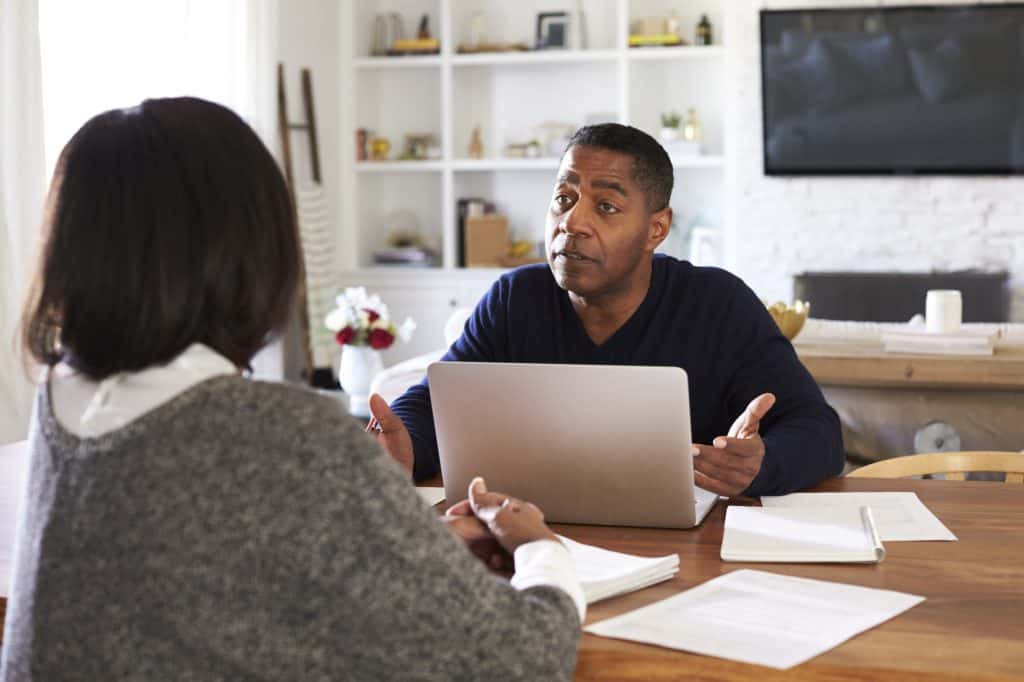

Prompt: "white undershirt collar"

[50,343,237,438]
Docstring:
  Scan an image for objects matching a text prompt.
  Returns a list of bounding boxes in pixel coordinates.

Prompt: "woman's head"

[23,97,300,379]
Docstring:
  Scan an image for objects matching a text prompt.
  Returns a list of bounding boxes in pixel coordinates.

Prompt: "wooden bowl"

[767,300,810,340]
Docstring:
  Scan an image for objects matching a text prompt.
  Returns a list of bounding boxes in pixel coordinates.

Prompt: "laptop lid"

[428,362,713,529]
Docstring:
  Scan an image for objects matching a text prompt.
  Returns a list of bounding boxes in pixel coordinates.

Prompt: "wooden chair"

[847,451,1024,483]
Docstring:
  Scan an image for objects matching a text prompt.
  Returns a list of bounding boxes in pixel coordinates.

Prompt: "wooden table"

[561,477,1024,681]
[796,343,1024,391]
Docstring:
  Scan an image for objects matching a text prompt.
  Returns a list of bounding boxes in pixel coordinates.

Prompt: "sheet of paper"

[585,569,925,670]
[557,535,679,603]
[0,440,30,597]
[761,492,957,542]
[415,486,446,506]
[721,506,885,563]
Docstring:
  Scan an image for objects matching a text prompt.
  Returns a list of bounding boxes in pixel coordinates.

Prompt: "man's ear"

[647,206,672,251]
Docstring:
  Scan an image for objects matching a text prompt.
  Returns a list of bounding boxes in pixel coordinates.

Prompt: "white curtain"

[0,0,282,444]
[0,0,46,445]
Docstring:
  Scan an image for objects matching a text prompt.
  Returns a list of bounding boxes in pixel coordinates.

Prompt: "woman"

[2,97,584,681]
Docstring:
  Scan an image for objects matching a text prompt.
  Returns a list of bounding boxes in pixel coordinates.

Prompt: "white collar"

[49,343,237,438]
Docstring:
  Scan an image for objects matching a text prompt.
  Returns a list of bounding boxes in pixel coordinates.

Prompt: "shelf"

[628,45,726,61]
[452,49,618,67]
[452,158,561,172]
[354,55,442,69]
[355,161,444,173]
[671,155,725,168]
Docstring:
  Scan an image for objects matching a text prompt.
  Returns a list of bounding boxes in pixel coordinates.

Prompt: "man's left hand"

[692,393,776,497]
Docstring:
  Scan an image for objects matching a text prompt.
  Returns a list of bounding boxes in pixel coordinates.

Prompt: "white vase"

[660,127,680,143]
[338,345,383,418]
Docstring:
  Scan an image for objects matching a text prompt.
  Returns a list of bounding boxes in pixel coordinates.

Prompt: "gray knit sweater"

[0,376,579,681]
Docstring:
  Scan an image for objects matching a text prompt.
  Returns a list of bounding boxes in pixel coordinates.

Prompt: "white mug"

[925,290,962,334]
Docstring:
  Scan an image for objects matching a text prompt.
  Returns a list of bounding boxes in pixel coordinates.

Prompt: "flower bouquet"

[325,287,415,416]
[325,287,416,350]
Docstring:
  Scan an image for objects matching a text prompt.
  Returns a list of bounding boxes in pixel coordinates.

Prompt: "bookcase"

[337,0,732,363]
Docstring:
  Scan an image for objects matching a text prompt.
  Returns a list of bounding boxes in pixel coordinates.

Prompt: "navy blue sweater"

[391,255,845,496]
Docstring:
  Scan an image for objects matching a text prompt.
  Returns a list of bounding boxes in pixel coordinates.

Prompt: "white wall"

[274,0,342,380]
[726,0,1024,322]
[278,0,340,220]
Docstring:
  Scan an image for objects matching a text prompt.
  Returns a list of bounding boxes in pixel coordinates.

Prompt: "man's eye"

[599,202,619,214]
[554,194,573,208]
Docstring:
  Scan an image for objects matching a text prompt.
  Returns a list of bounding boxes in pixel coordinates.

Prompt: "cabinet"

[337,0,731,361]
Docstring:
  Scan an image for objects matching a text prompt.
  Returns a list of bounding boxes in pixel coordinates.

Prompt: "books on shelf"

[629,34,684,47]
[371,247,437,267]
[720,506,885,564]
[558,535,679,604]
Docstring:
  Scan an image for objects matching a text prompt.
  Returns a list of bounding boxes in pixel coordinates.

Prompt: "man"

[370,123,844,497]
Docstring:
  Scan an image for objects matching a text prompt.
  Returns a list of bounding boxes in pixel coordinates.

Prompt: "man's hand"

[366,393,414,475]
[692,393,776,497]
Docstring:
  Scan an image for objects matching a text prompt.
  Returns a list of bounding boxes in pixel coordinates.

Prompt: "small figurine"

[683,108,702,143]
[370,137,390,161]
[418,14,431,40]
[468,126,484,159]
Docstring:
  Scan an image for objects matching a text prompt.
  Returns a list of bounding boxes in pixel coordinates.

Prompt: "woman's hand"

[460,477,558,553]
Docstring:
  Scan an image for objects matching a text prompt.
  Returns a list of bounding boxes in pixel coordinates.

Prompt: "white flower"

[397,317,416,343]
[338,287,369,309]
[324,307,352,332]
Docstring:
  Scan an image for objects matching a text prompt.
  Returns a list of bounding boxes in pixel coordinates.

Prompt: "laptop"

[427,362,718,529]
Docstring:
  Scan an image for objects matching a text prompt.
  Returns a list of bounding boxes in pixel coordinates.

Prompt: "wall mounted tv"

[761,4,1024,175]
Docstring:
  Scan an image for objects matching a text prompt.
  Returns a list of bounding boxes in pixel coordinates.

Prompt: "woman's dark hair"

[563,123,674,212]
[22,96,301,379]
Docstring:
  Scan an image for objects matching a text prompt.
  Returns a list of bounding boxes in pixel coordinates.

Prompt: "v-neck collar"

[559,257,662,357]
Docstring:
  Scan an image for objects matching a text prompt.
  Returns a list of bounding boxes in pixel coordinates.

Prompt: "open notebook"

[558,535,679,604]
[721,506,885,564]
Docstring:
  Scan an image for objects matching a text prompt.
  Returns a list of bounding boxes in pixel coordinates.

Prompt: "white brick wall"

[726,0,1024,321]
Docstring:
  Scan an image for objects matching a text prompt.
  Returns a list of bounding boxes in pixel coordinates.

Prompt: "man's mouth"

[554,250,593,262]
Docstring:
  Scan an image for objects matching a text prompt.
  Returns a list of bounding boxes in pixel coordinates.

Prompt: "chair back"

[847,451,1024,483]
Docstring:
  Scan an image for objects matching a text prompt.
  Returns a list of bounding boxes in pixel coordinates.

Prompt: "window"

[39,0,274,176]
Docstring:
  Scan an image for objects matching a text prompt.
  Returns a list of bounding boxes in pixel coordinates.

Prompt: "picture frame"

[536,12,569,50]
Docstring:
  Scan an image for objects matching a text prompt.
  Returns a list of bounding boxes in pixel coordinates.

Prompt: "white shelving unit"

[337,0,731,362]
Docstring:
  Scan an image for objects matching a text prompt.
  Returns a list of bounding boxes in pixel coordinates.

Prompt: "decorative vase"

[660,127,680,143]
[338,345,383,418]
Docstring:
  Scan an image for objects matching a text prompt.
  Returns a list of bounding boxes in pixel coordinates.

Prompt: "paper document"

[558,535,679,604]
[585,569,925,669]
[761,492,957,541]
[721,506,885,563]
[415,487,446,506]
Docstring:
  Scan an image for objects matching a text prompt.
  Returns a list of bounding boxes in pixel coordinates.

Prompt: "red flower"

[335,326,355,346]
[368,328,394,349]
[362,308,381,323]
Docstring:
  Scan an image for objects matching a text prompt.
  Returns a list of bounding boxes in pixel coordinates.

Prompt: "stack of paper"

[585,569,925,670]
[415,486,446,506]
[558,535,679,604]
[760,492,957,542]
[881,328,994,356]
[721,506,885,563]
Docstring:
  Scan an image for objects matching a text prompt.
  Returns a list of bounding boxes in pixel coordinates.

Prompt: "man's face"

[545,145,668,301]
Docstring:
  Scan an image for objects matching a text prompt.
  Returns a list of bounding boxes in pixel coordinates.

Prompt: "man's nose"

[561,201,593,236]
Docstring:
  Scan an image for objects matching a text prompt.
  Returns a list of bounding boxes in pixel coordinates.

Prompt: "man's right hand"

[366,393,414,475]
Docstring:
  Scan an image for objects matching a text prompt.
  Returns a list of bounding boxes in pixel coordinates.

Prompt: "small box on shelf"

[465,215,509,268]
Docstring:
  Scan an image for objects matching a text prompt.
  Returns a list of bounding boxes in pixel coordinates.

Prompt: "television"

[760,4,1024,175]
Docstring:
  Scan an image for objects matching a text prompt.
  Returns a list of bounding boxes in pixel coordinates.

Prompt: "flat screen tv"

[761,4,1024,175]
